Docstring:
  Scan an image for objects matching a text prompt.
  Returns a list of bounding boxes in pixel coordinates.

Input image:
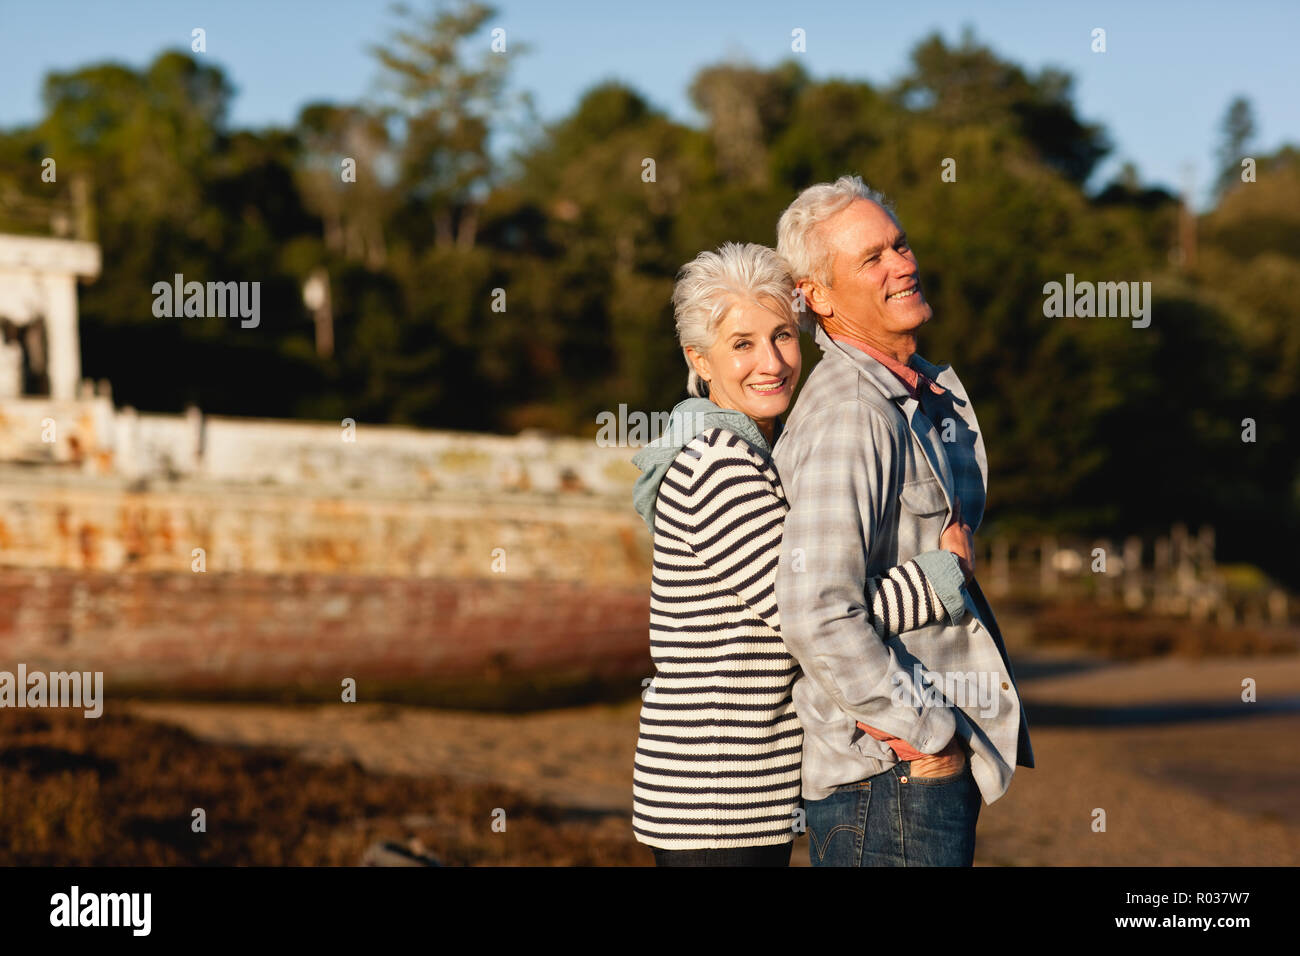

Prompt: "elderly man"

[773,176,1033,867]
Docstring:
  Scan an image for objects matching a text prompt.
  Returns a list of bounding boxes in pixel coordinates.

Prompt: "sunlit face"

[806,199,933,338]
[686,296,802,427]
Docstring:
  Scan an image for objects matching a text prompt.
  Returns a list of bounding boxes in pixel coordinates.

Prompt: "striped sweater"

[632,427,950,850]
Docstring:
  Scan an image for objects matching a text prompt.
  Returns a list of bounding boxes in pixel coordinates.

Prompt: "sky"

[1,0,1296,210]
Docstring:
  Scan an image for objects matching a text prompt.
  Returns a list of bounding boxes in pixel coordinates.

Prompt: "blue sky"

[1,0,1296,209]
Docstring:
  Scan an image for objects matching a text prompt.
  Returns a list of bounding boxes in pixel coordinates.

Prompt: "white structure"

[0,234,100,400]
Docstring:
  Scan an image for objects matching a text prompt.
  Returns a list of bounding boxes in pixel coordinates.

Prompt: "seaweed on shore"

[0,708,648,866]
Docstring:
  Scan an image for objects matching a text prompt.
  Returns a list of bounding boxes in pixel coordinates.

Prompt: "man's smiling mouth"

[887,286,919,301]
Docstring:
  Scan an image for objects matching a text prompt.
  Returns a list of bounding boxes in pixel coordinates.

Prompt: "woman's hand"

[940,499,975,584]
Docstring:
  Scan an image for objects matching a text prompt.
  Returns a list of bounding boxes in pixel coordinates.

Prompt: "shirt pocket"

[899,476,949,517]
[898,476,950,554]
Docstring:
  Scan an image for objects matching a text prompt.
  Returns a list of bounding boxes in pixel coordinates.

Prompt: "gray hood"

[630,397,778,535]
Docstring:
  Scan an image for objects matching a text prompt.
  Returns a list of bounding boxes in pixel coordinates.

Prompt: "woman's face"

[687,296,802,426]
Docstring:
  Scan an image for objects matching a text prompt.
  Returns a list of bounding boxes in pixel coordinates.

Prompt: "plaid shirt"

[773,323,1034,804]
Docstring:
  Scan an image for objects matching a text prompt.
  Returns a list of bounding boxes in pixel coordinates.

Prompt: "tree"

[31,52,324,417]
[893,29,1110,184]
[688,60,806,187]
[371,0,525,250]
[295,103,393,268]
[1215,96,1256,198]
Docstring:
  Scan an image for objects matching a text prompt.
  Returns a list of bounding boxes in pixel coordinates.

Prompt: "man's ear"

[800,278,833,319]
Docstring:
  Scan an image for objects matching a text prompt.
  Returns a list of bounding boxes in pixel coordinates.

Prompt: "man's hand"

[940,498,975,584]
[909,737,966,779]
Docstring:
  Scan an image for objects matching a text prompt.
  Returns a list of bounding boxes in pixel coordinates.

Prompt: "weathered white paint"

[0,234,100,401]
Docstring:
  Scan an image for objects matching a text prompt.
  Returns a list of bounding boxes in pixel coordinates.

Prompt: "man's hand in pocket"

[909,737,966,778]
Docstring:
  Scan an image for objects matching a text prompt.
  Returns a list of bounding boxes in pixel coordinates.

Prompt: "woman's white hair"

[672,242,797,399]
[776,175,895,301]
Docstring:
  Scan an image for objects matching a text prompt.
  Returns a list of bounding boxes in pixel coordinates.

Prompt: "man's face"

[806,199,932,338]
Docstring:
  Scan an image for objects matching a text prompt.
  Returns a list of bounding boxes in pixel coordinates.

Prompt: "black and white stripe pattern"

[633,428,946,849]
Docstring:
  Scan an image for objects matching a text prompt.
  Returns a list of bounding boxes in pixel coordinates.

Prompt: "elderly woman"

[629,242,964,866]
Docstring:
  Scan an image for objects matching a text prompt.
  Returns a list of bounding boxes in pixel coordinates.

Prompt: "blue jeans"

[805,757,981,866]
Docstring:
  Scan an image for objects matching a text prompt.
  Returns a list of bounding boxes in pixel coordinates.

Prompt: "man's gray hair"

[672,241,797,399]
[776,175,897,323]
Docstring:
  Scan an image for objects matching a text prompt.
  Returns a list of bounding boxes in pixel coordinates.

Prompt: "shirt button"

[900,776,909,783]
[1001,681,1010,691]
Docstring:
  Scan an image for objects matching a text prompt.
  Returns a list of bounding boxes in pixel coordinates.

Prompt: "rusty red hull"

[0,569,653,709]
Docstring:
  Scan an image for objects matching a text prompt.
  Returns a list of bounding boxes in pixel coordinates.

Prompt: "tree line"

[0,3,1296,584]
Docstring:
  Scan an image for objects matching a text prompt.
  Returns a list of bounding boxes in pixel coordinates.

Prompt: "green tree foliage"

[893,29,1111,185]
[1214,96,1257,199]
[371,0,522,250]
[26,52,322,416]
[0,19,1295,581]
[295,103,392,268]
[1192,144,1300,575]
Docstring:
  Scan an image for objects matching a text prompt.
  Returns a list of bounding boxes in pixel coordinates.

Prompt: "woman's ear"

[683,346,711,385]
